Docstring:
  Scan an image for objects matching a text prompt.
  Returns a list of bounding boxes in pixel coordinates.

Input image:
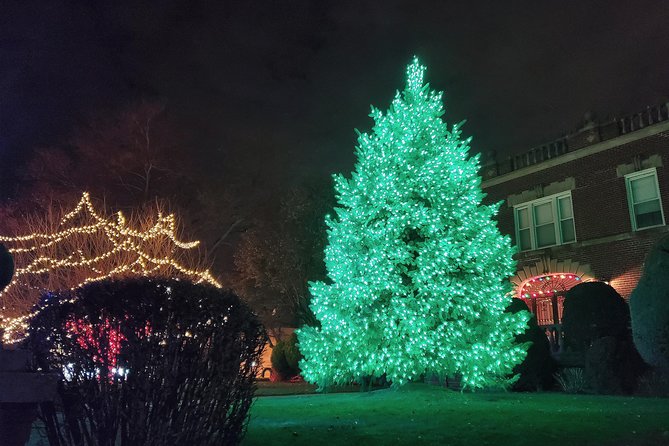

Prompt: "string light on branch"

[0,192,220,344]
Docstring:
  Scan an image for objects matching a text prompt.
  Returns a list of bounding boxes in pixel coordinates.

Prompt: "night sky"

[2,1,669,188]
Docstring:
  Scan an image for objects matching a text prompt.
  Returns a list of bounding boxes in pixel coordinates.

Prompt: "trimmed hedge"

[562,281,644,394]
[630,234,669,370]
[562,282,630,352]
[29,278,266,446]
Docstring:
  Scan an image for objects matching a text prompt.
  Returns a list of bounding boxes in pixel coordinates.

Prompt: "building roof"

[481,102,669,188]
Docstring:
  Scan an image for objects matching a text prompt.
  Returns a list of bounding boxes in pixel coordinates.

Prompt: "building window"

[514,192,576,251]
[625,168,665,230]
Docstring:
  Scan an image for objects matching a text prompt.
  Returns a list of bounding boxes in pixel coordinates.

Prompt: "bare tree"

[0,192,218,344]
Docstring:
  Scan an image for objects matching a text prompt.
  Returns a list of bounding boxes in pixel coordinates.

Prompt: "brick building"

[481,103,669,346]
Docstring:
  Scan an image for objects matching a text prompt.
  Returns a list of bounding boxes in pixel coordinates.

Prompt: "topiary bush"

[28,278,266,446]
[583,336,646,395]
[270,333,301,380]
[562,282,645,393]
[505,298,556,391]
[630,234,669,370]
[584,336,622,394]
[562,282,630,352]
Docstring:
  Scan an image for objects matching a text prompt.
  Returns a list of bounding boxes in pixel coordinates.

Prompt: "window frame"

[625,167,665,231]
[513,191,576,251]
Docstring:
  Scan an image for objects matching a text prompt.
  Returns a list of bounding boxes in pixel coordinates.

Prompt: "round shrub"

[28,278,266,446]
[562,282,644,393]
[630,234,669,369]
[562,282,630,352]
[505,298,556,391]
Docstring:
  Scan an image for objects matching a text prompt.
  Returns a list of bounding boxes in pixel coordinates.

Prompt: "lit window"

[625,168,665,230]
[514,192,576,251]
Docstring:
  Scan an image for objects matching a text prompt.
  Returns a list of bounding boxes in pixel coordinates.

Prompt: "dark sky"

[2,1,669,188]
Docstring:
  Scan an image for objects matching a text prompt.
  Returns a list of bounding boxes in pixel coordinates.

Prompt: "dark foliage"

[636,368,669,397]
[234,178,334,328]
[28,278,266,446]
[562,282,645,394]
[270,333,301,380]
[584,336,621,394]
[505,298,557,391]
[562,282,630,352]
[0,242,13,291]
[630,234,669,369]
[584,336,646,394]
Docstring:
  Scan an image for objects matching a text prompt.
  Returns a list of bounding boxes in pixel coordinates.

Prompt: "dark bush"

[270,338,288,379]
[562,282,630,352]
[562,282,645,394]
[584,336,621,394]
[583,336,646,394]
[636,368,669,397]
[505,298,557,391]
[283,333,302,375]
[270,333,301,379]
[28,278,266,446]
[630,234,669,370]
[0,242,14,291]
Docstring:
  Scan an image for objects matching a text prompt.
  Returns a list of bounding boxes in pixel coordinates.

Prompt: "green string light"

[297,58,529,390]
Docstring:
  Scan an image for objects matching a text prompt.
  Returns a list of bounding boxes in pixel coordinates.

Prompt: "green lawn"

[244,384,669,446]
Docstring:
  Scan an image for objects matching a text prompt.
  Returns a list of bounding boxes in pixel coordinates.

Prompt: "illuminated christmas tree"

[297,58,529,390]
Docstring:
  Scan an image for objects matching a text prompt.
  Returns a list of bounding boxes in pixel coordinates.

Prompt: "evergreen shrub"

[562,282,644,393]
[584,336,621,394]
[28,278,265,446]
[505,298,556,391]
[270,333,301,379]
[562,282,630,352]
[630,234,669,370]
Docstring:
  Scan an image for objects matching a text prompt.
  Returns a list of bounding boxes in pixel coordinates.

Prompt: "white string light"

[0,192,220,344]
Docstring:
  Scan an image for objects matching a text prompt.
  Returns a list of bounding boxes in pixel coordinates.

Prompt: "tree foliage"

[298,59,528,390]
[234,179,333,327]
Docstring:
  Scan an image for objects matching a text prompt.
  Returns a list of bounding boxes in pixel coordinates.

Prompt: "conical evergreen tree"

[298,58,528,390]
